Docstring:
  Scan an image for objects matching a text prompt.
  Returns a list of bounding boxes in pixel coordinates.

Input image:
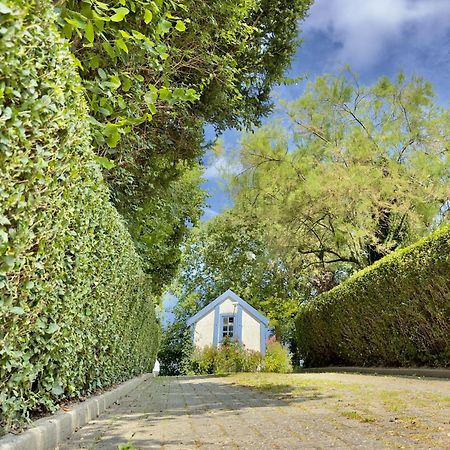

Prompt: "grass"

[226,372,353,394]
[224,371,450,447]
[340,410,376,423]
[378,390,406,413]
[427,393,450,404]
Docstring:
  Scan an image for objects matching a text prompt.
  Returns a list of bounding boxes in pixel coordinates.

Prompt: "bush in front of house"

[295,225,450,368]
[263,338,293,373]
[190,345,218,375]
[0,2,159,432]
[188,337,296,374]
[188,338,263,375]
[215,339,263,374]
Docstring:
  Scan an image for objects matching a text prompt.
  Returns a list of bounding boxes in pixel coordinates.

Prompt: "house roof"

[186,289,269,327]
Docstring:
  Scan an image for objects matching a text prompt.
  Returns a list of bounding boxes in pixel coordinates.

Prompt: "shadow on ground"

[63,375,334,449]
[62,373,450,449]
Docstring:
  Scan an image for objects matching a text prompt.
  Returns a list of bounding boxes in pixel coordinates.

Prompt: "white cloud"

[304,0,450,69]
[203,155,242,180]
[203,156,228,180]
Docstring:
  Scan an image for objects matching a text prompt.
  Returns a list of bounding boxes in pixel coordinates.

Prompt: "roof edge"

[186,289,269,326]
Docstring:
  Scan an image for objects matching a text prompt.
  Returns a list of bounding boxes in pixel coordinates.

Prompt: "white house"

[186,289,269,354]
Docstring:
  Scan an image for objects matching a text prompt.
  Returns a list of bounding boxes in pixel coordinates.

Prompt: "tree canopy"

[55,0,313,294]
[169,211,302,363]
[172,72,450,349]
[228,73,450,279]
[173,212,301,327]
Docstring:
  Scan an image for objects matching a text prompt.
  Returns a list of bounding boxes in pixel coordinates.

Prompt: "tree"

[55,0,313,295]
[172,212,303,347]
[227,72,450,284]
[157,321,193,375]
[57,0,313,139]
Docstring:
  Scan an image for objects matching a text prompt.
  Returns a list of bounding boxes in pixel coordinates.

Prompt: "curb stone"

[0,373,152,450]
[298,367,450,379]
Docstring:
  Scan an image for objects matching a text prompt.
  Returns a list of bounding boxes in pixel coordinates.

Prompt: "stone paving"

[60,374,450,449]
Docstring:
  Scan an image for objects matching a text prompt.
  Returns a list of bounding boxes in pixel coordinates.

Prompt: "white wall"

[192,297,265,353]
[193,308,214,348]
[241,309,261,353]
[219,297,236,314]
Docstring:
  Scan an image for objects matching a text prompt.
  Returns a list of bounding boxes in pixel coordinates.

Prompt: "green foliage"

[295,225,450,368]
[158,322,193,376]
[172,211,302,345]
[188,339,263,375]
[263,340,293,373]
[57,0,208,293]
[227,72,449,288]
[0,0,313,433]
[186,338,292,375]
[55,0,313,293]
[57,0,198,145]
[110,152,206,294]
[58,0,313,140]
[118,443,137,450]
[214,339,263,374]
[190,346,218,375]
[175,0,313,131]
[0,2,159,432]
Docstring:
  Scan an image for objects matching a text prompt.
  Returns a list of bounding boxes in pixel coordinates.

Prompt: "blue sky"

[163,0,450,323]
[201,0,450,220]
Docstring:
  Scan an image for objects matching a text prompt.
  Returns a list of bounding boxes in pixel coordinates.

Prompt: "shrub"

[242,349,265,373]
[263,339,293,373]
[215,339,263,374]
[190,346,218,375]
[158,323,194,376]
[295,225,450,368]
[215,339,245,374]
[0,2,159,432]
[188,338,263,375]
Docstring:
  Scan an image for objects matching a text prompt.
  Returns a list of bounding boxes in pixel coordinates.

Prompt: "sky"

[163,0,450,322]
[201,0,450,220]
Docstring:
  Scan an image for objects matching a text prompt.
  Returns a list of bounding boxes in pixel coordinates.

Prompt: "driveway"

[60,374,450,449]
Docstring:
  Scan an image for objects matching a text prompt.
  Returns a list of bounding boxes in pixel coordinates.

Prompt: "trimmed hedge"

[0,2,159,431]
[296,226,450,368]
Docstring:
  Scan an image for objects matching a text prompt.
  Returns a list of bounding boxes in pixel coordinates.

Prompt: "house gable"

[186,289,269,327]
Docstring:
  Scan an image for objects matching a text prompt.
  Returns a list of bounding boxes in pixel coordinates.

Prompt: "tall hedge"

[296,226,450,368]
[0,2,159,432]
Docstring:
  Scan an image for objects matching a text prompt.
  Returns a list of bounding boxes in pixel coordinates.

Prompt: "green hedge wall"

[296,226,450,368]
[0,2,159,431]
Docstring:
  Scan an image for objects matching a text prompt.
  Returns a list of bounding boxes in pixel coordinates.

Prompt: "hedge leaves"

[296,226,450,368]
[0,2,159,432]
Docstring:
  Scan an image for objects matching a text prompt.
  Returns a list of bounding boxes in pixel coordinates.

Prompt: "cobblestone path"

[60,374,450,449]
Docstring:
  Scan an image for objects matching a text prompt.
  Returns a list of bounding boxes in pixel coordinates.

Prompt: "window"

[222,315,234,339]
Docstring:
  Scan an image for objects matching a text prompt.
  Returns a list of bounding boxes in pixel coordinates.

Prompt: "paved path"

[60,374,450,449]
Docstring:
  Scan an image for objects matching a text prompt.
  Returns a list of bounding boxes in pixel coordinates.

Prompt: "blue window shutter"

[213,305,219,346]
[236,304,243,342]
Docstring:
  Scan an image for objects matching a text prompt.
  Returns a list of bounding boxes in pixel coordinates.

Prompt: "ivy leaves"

[85,20,94,42]
[144,9,153,24]
[175,20,185,31]
[94,155,116,170]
